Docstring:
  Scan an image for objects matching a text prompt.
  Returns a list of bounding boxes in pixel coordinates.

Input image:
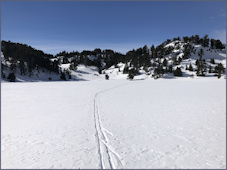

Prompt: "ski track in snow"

[2,80,225,169]
[93,85,126,169]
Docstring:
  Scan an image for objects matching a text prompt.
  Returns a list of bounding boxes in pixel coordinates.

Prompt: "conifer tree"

[7,72,16,82]
[19,60,26,75]
[209,65,212,73]
[105,74,109,80]
[210,58,215,64]
[173,67,182,76]
[188,63,193,71]
[163,58,168,67]
[60,71,66,80]
[202,35,209,47]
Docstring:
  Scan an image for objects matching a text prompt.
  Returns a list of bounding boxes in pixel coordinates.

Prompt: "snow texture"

[1,78,226,169]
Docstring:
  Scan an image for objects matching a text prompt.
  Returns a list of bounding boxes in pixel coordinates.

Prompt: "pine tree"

[202,35,209,47]
[198,48,204,60]
[127,73,134,80]
[188,63,193,71]
[123,64,129,74]
[168,65,173,73]
[215,40,224,49]
[194,35,200,44]
[173,67,182,76]
[150,45,155,59]
[163,58,168,67]
[185,65,188,70]
[10,61,17,73]
[210,39,215,49]
[183,36,189,43]
[218,70,221,78]
[60,71,66,80]
[210,58,215,64]
[7,72,16,82]
[209,65,212,73]
[19,60,26,75]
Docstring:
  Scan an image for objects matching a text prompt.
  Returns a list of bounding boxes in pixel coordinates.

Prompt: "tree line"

[1,34,225,81]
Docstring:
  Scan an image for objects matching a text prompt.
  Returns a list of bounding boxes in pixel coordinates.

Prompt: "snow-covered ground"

[1,79,226,169]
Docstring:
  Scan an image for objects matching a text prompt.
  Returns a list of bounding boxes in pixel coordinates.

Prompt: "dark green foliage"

[63,57,69,64]
[195,59,199,66]
[194,35,200,44]
[209,65,212,73]
[1,62,5,78]
[153,64,164,78]
[168,65,173,73]
[60,71,66,80]
[19,60,26,75]
[173,67,182,76]
[1,41,59,74]
[183,36,189,43]
[202,35,209,47]
[127,73,134,80]
[178,57,182,63]
[10,61,17,73]
[215,40,224,49]
[183,43,193,59]
[127,68,139,80]
[105,74,109,80]
[214,63,225,74]
[210,58,215,64]
[7,72,16,82]
[2,73,6,78]
[98,68,102,74]
[2,35,225,82]
[173,56,178,65]
[196,58,206,76]
[129,68,139,75]
[210,39,215,49]
[198,48,204,60]
[69,60,78,71]
[173,36,181,41]
[188,63,193,71]
[185,65,188,70]
[65,69,71,79]
[162,58,168,67]
[217,72,221,78]
[123,64,129,74]
[150,45,156,59]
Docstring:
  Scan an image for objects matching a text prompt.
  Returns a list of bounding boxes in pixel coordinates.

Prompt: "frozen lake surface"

[1,79,226,169]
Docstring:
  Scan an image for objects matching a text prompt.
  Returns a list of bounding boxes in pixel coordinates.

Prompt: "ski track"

[93,85,126,169]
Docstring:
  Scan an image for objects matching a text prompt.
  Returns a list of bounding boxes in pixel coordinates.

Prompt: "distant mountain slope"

[1,35,226,82]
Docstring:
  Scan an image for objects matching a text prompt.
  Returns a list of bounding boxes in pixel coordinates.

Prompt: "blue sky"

[1,1,226,55]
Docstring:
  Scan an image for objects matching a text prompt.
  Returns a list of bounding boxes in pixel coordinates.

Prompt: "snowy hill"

[1,36,226,82]
[103,41,226,80]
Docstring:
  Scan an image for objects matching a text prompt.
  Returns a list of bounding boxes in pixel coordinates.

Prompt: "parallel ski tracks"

[93,85,126,169]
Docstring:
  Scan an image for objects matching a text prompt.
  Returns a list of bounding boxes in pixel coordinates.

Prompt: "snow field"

[1,79,226,169]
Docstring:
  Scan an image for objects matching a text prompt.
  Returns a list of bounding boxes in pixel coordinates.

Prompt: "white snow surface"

[1,78,226,169]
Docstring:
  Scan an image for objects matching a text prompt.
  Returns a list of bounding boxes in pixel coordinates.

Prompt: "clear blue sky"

[1,1,226,55]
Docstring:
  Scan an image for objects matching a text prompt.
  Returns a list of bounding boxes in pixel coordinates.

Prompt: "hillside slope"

[1,35,226,82]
